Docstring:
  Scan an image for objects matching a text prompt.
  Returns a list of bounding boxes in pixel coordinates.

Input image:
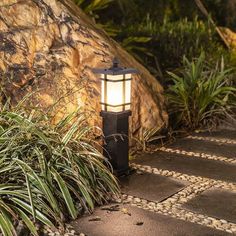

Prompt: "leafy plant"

[75,0,113,20]
[131,124,166,153]
[0,101,119,235]
[167,53,236,130]
[142,17,229,73]
[120,36,152,62]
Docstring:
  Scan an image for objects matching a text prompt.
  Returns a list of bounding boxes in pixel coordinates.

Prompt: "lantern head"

[93,57,138,113]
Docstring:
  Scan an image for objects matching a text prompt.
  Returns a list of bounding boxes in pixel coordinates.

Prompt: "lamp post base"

[100,110,131,176]
[113,166,136,177]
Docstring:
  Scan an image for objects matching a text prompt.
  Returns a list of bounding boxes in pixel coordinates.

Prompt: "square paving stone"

[133,152,236,183]
[119,171,188,202]
[72,204,233,236]
[170,138,236,159]
[182,188,236,224]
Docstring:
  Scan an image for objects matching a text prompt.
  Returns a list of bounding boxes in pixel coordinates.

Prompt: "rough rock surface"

[0,0,168,138]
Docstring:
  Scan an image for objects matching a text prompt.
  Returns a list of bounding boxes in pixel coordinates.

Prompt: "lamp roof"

[92,57,139,75]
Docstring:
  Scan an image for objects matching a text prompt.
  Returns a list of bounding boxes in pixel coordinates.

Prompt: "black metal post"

[100,110,131,176]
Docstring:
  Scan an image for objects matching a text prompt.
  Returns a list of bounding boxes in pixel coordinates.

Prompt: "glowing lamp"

[93,58,138,176]
[93,57,138,113]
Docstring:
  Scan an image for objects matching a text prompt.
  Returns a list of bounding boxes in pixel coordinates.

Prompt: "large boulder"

[0,0,168,138]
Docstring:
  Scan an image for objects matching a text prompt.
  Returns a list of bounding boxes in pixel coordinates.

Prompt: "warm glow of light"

[107,80,123,112]
[125,80,131,110]
[101,74,132,112]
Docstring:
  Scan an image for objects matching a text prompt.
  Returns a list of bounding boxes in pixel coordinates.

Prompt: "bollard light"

[93,57,138,176]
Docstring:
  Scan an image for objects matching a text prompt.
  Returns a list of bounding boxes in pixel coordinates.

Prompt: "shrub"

[140,17,230,74]
[166,53,236,130]
[0,102,119,235]
[75,0,113,20]
[108,17,230,80]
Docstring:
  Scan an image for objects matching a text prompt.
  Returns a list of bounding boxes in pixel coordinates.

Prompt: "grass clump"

[0,101,119,235]
[167,53,236,130]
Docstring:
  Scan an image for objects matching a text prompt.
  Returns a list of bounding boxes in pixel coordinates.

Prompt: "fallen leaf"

[135,221,144,226]
[88,216,101,222]
[121,208,131,216]
[101,205,120,212]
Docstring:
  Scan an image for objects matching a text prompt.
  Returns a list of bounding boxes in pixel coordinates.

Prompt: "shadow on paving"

[72,205,232,236]
[170,138,236,159]
[134,151,236,183]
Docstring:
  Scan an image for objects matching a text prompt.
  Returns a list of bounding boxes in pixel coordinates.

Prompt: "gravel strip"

[43,224,78,236]
[186,135,236,145]
[159,147,236,164]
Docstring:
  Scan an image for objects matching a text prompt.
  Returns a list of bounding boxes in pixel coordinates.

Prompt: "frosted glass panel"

[126,74,132,79]
[107,81,123,112]
[101,80,104,104]
[125,80,131,104]
[100,74,132,112]
[107,75,123,81]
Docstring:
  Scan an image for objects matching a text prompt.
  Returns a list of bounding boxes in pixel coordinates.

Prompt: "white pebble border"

[43,224,78,236]
[118,163,236,234]
[159,147,236,164]
[186,135,236,145]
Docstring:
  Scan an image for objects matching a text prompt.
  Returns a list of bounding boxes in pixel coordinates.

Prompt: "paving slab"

[170,138,236,159]
[192,130,236,140]
[119,171,189,202]
[133,151,236,182]
[182,188,236,224]
[72,204,232,236]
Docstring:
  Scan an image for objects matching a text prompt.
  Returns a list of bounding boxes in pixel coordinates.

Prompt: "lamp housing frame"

[93,58,138,113]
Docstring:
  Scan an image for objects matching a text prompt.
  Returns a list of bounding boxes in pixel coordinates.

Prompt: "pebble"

[134,198,141,203]
[220,219,228,224]
[203,219,212,224]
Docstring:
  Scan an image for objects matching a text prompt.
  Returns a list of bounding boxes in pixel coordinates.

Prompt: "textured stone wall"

[0,0,168,138]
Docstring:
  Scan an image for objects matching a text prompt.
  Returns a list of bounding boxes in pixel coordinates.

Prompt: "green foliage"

[124,17,230,74]
[75,0,113,20]
[204,0,236,31]
[120,36,153,63]
[109,16,230,80]
[0,101,119,235]
[152,17,222,70]
[77,0,234,78]
[167,53,236,130]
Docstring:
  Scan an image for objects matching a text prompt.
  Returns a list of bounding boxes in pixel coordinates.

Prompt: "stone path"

[73,130,236,236]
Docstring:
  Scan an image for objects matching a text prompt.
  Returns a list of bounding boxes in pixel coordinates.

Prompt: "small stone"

[134,198,141,203]
[220,219,228,224]
[231,227,236,232]
[162,170,169,175]
[48,233,55,236]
